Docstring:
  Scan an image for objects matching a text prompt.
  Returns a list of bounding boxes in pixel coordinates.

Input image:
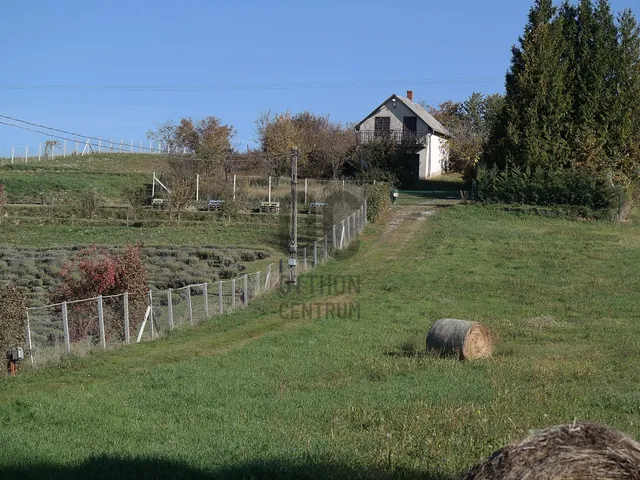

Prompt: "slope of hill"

[1,204,639,479]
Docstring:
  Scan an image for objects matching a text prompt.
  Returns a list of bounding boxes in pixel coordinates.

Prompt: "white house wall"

[359,99,429,132]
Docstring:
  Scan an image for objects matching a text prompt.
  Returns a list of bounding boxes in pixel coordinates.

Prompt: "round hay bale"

[463,422,640,480]
[426,319,492,360]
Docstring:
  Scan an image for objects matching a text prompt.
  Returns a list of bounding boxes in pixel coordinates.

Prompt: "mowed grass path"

[2,205,640,479]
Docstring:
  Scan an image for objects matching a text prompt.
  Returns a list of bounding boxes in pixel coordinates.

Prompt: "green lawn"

[1,204,639,479]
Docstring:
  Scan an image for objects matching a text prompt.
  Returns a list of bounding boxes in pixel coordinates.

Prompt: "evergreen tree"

[485,0,572,169]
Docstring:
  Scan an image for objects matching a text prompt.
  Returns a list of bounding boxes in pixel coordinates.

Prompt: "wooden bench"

[259,201,280,213]
[151,198,164,210]
[208,199,224,211]
[308,202,328,214]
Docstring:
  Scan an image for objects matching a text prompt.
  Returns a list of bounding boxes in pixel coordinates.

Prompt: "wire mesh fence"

[23,201,367,367]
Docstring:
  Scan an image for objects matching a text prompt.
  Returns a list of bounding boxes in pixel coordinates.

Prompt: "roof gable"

[355,94,451,138]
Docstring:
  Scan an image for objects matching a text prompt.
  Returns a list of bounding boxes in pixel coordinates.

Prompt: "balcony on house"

[355,129,428,146]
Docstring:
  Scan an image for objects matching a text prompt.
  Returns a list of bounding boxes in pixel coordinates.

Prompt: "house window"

[403,116,418,142]
[374,117,390,138]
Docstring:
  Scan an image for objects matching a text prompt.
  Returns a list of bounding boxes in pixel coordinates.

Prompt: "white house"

[354,90,451,179]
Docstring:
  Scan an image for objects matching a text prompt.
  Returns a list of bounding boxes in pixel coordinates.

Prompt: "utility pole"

[288,147,298,285]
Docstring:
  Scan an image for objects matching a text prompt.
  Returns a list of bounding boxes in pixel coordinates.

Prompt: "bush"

[475,166,623,218]
[76,188,103,219]
[0,286,27,354]
[363,182,391,222]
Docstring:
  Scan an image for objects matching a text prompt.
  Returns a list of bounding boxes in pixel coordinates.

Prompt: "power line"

[0,76,504,92]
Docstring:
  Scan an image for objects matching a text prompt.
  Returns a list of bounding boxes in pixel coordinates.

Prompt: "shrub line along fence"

[23,200,368,366]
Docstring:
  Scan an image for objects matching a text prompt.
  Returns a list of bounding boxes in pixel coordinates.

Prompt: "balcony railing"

[356,130,428,145]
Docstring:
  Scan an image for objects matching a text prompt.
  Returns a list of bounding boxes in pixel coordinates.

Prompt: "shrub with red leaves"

[50,244,149,342]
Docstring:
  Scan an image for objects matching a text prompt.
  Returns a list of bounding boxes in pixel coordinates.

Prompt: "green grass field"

[2,203,640,479]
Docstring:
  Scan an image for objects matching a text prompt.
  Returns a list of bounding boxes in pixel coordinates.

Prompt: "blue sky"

[0,0,635,154]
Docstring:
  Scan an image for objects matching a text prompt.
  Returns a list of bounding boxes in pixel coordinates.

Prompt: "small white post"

[187,287,193,325]
[218,281,223,314]
[231,279,236,309]
[52,144,55,159]
[324,235,328,261]
[364,198,368,224]
[304,178,308,204]
[38,143,41,161]
[340,220,345,249]
[25,145,28,163]
[139,140,143,152]
[233,174,236,201]
[332,224,337,251]
[63,140,67,157]
[152,172,156,198]
[313,241,318,267]
[11,146,14,164]
[203,283,209,317]
[196,174,200,201]
[124,292,130,344]
[98,296,106,349]
[167,289,174,329]
[303,247,308,269]
[244,274,249,305]
[98,139,101,153]
[265,264,271,290]
[62,302,71,353]
[25,309,33,364]
[149,290,154,339]
[75,140,79,155]
[255,271,261,296]
[268,176,272,202]
[130,139,133,153]
[119,139,123,152]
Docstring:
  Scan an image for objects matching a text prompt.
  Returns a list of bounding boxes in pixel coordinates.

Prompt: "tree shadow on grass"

[0,456,458,480]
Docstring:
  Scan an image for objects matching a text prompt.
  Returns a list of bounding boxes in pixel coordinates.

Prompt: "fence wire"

[22,203,367,367]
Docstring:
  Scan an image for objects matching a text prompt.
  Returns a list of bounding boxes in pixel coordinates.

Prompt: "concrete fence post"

[231,279,236,309]
[25,309,34,364]
[11,146,14,164]
[38,143,41,161]
[265,264,271,290]
[203,283,209,317]
[313,241,318,268]
[303,247,308,269]
[149,290,154,340]
[98,295,106,349]
[255,271,261,296]
[124,292,130,344]
[218,281,223,314]
[167,289,174,329]
[61,302,70,353]
[332,224,337,252]
[244,274,249,305]
[25,144,28,163]
[187,287,193,325]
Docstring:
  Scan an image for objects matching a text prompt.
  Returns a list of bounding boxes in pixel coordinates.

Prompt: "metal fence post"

[167,289,174,329]
[218,281,224,314]
[244,274,249,305]
[313,241,318,268]
[124,292,130,344]
[62,301,71,353]
[187,287,193,325]
[98,296,106,349]
[203,283,209,317]
[231,279,236,309]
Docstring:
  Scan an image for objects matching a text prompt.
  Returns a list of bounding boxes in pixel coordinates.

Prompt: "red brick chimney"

[407,90,413,101]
